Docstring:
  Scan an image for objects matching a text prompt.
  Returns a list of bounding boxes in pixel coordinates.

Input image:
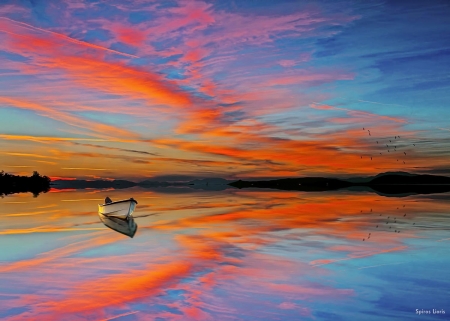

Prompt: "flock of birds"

[360,127,416,164]
[358,128,420,241]
[361,204,416,241]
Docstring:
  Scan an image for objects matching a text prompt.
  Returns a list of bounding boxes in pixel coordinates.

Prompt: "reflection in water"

[98,212,138,238]
[0,187,449,320]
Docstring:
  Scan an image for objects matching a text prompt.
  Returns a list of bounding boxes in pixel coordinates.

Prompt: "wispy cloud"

[0,17,139,58]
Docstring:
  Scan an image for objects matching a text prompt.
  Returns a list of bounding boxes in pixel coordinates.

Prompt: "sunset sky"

[0,0,449,181]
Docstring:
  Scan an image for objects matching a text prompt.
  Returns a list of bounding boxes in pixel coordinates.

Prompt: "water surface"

[0,188,449,320]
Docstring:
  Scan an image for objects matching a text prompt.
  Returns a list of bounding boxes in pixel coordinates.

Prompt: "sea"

[0,186,449,320]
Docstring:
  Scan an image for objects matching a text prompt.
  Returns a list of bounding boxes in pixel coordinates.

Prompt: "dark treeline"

[0,171,51,197]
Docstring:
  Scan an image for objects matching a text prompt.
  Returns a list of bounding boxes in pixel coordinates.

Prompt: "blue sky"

[0,0,449,180]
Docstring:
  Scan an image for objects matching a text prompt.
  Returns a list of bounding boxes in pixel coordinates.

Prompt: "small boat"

[98,212,138,238]
[98,198,138,219]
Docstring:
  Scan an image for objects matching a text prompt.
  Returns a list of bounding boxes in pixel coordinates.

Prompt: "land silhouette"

[0,171,51,197]
[228,172,450,196]
[51,172,450,196]
[3,171,450,197]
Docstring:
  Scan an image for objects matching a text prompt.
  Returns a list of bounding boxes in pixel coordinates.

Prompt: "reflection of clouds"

[310,246,408,267]
[5,209,60,217]
[0,227,107,235]
[0,189,449,319]
[0,232,119,272]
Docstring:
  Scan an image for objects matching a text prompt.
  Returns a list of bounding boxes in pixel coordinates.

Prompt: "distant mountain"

[188,178,231,185]
[344,176,373,184]
[229,177,351,191]
[51,179,136,189]
[137,180,183,187]
[186,178,235,191]
[345,171,416,184]
[372,171,417,177]
[229,172,450,196]
[51,177,234,191]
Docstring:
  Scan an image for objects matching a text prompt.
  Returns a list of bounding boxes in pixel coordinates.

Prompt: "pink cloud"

[278,53,312,67]
[110,25,148,47]
[278,302,298,309]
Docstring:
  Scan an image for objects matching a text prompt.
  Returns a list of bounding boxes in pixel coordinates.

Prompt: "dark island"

[228,172,450,196]
[0,171,51,197]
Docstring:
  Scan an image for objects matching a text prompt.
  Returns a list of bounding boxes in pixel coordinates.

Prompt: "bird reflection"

[98,212,138,238]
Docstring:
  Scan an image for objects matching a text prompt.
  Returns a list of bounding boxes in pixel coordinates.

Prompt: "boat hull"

[98,198,137,219]
[98,212,138,238]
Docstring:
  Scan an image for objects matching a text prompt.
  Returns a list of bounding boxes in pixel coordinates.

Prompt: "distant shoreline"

[3,171,450,197]
[52,172,450,196]
[228,172,450,196]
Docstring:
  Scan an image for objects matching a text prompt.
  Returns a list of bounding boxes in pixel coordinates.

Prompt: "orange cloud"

[0,134,109,143]
[0,97,140,140]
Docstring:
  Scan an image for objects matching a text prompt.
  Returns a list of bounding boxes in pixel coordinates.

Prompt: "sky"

[0,0,449,181]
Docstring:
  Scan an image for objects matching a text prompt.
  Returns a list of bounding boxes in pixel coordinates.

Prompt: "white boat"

[98,198,138,219]
[98,212,138,238]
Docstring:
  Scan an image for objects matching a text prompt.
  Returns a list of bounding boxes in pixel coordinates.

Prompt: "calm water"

[0,187,449,320]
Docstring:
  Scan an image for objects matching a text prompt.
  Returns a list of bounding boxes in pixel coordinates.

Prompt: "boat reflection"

[98,212,138,238]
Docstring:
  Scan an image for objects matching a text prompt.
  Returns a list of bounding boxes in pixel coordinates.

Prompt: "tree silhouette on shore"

[0,171,51,197]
